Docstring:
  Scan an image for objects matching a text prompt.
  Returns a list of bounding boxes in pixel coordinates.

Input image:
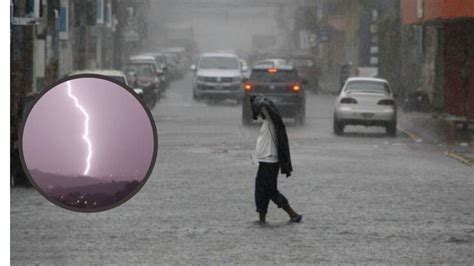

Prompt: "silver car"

[191,53,243,102]
[334,77,397,136]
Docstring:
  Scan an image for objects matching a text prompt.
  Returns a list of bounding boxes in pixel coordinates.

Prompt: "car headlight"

[133,88,144,95]
[197,76,206,82]
[233,76,242,83]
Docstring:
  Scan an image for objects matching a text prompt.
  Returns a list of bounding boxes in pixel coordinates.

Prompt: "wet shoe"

[290,214,302,223]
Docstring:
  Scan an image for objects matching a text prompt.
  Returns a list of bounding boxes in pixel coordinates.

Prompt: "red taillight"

[292,84,301,92]
[268,68,278,73]
[340,97,358,104]
[244,83,253,92]
[378,99,395,106]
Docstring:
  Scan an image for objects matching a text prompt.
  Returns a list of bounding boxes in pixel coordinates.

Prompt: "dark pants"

[255,162,289,215]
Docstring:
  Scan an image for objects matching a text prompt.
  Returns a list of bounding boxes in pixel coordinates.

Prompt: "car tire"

[296,106,306,126]
[193,91,201,101]
[386,120,397,137]
[333,116,344,135]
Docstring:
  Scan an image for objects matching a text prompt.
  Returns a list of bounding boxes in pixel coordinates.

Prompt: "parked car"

[242,65,307,125]
[143,52,170,88]
[191,52,243,103]
[129,55,166,92]
[162,52,179,80]
[69,69,144,100]
[69,69,129,85]
[333,77,397,136]
[162,47,190,76]
[287,55,320,93]
[123,61,161,108]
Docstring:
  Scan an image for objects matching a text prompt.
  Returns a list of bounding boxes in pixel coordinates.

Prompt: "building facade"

[401,0,474,120]
[11,0,150,146]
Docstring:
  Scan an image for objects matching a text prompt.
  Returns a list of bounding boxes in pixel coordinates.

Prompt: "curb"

[398,126,472,167]
[397,126,423,143]
[443,151,473,166]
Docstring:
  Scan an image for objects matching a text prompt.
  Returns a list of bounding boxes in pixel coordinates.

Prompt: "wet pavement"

[11,74,474,264]
[398,111,474,166]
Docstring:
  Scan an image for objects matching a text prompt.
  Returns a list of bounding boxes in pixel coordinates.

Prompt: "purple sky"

[22,78,155,180]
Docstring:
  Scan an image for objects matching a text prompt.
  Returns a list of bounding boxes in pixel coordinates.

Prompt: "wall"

[402,0,474,24]
[443,21,474,118]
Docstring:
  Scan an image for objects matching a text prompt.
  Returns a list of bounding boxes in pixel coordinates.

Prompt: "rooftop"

[346,77,388,83]
[69,69,126,77]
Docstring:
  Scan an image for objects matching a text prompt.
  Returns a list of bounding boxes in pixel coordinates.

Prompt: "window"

[250,69,298,83]
[199,57,240,70]
[106,2,112,28]
[59,1,69,40]
[345,81,391,94]
[96,0,104,24]
[124,64,155,79]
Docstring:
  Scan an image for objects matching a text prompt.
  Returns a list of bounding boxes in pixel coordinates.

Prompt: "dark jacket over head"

[250,94,293,177]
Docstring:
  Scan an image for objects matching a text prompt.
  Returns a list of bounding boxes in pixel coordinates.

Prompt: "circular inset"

[20,74,158,212]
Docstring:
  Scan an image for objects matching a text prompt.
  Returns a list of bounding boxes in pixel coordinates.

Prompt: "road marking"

[443,151,473,166]
[398,126,473,166]
[397,126,423,143]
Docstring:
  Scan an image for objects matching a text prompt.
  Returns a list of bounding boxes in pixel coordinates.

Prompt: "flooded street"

[11,74,474,264]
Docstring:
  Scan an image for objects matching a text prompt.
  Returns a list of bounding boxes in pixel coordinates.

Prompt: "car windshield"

[250,69,298,83]
[345,81,391,94]
[123,64,155,78]
[199,56,240,70]
[254,59,286,67]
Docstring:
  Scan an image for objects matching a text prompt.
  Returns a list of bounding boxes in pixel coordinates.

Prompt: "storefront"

[402,0,474,121]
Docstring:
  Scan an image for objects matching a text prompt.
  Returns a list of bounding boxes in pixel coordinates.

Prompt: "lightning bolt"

[66,82,92,176]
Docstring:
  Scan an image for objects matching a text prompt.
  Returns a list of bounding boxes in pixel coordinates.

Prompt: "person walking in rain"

[250,94,302,224]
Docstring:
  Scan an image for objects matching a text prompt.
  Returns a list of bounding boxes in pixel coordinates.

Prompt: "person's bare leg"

[283,206,302,222]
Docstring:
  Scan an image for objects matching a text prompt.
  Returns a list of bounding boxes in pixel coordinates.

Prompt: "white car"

[69,69,144,102]
[190,52,243,102]
[334,77,397,136]
[69,69,129,86]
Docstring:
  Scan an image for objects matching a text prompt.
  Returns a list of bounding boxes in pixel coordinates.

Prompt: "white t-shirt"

[255,108,279,163]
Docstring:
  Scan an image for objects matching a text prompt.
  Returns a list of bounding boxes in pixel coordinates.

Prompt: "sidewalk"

[398,110,474,165]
